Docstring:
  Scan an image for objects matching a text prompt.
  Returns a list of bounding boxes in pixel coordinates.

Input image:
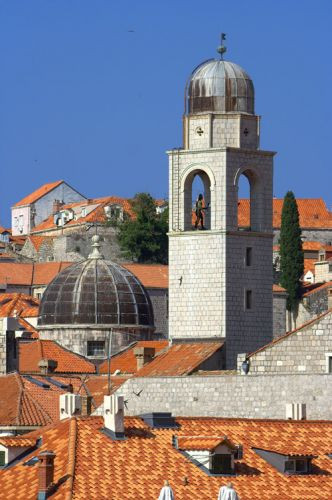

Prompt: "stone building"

[11,180,86,236]
[168,47,275,368]
[38,235,156,358]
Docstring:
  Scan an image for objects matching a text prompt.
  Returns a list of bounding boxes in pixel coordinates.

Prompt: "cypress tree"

[279,191,304,311]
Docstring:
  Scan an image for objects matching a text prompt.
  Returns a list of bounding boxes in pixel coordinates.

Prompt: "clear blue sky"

[1,0,331,226]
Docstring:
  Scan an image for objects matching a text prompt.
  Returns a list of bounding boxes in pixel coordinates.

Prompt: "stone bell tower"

[168,40,275,368]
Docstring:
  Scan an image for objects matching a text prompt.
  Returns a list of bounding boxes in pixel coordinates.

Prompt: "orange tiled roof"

[13,180,64,207]
[272,284,286,293]
[0,293,39,318]
[0,436,37,447]
[27,235,54,251]
[99,340,169,375]
[239,198,332,229]
[136,342,224,377]
[19,340,96,374]
[31,196,135,233]
[274,241,324,252]
[0,416,332,498]
[301,280,332,298]
[84,375,129,407]
[123,264,168,288]
[303,258,316,275]
[0,262,72,286]
[0,372,90,428]
[17,317,39,338]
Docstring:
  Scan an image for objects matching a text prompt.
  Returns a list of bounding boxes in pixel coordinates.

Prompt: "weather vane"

[217,33,227,59]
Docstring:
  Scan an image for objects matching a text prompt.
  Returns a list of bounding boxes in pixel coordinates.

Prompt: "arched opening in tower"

[183,169,211,231]
[236,169,262,232]
[238,174,251,230]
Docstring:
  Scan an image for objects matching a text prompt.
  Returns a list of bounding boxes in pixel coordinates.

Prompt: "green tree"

[117,193,168,264]
[279,191,304,311]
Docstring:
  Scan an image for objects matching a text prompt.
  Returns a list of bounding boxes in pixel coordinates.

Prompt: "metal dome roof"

[187,59,254,115]
[38,236,154,328]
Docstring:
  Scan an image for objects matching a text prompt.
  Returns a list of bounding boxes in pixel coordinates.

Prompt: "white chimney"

[286,403,306,420]
[59,393,81,420]
[103,395,125,439]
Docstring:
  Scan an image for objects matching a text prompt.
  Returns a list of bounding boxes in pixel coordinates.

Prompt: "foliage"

[279,191,304,311]
[117,193,168,264]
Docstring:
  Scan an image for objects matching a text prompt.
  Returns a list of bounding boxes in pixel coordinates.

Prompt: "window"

[329,264,332,273]
[326,355,332,374]
[285,459,308,474]
[81,207,87,217]
[87,341,105,357]
[245,290,252,310]
[211,454,233,474]
[0,450,5,466]
[319,253,325,262]
[246,247,252,266]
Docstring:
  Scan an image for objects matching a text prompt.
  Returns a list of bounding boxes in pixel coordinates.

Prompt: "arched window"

[183,169,211,231]
[236,168,262,232]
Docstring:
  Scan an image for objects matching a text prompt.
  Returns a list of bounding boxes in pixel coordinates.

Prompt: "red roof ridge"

[248,308,332,358]
[13,180,64,207]
[302,280,332,297]
[65,416,77,498]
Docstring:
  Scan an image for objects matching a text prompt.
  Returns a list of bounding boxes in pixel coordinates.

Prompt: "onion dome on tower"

[186,37,254,115]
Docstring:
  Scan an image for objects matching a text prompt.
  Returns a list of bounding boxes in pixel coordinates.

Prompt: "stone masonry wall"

[273,292,287,336]
[148,288,168,338]
[245,310,332,374]
[109,373,332,420]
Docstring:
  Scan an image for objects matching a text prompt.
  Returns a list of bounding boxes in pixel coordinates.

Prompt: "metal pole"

[107,328,113,395]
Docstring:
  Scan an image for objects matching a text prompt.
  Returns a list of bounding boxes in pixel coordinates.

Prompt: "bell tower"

[168,40,275,368]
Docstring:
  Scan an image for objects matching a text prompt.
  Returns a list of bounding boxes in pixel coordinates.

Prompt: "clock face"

[243,127,249,136]
[196,126,204,136]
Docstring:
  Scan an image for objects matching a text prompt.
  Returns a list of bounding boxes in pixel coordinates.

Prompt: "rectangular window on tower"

[246,247,252,266]
[245,290,252,310]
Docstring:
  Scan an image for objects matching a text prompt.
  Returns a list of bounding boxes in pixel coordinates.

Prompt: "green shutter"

[0,451,6,466]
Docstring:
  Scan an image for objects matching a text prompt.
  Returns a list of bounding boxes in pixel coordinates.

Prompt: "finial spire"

[88,234,104,259]
[217,33,227,59]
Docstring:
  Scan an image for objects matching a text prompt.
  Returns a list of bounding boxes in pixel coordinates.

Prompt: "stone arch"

[234,166,263,231]
[180,164,216,231]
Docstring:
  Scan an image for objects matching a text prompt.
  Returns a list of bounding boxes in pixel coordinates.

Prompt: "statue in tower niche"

[194,193,207,230]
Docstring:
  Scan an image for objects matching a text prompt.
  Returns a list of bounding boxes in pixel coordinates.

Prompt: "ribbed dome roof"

[38,237,154,328]
[187,59,254,115]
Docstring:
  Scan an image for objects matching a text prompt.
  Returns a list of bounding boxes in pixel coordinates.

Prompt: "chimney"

[81,395,93,416]
[38,450,55,499]
[103,395,125,439]
[59,393,81,420]
[134,346,155,371]
[52,199,63,214]
[38,359,58,375]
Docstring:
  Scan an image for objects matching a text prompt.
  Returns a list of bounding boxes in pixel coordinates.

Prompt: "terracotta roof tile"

[122,264,168,288]
[0,293,39,317]
[27,235,54,251]
[13,181,64,207]
[84,375,129,407]
[19,340,96,374]
[239,198,332,229]
[272,284,286,293]
[17,318,39,338]
[303,258,316,274]
[31,196,135,233]
[301,280,332,297]
[99,341,169,375]
[0,262,72,286]
[0,372,90,428]
[0,416,332,498]
[136,342,224,377]
[0,436,36,447]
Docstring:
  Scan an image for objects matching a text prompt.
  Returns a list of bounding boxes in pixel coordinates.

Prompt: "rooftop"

[0,415,331,498]
[13,181,64,207]
[0,293,39,318]
[19,340,96,374]
[239,198,332,229]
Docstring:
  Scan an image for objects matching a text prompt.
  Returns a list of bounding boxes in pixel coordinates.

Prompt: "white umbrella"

[218,483,239,500]
[158,480,174,500]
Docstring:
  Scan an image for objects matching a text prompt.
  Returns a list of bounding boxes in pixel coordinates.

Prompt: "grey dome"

[187,59,254,115]
[38,258,154,328]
